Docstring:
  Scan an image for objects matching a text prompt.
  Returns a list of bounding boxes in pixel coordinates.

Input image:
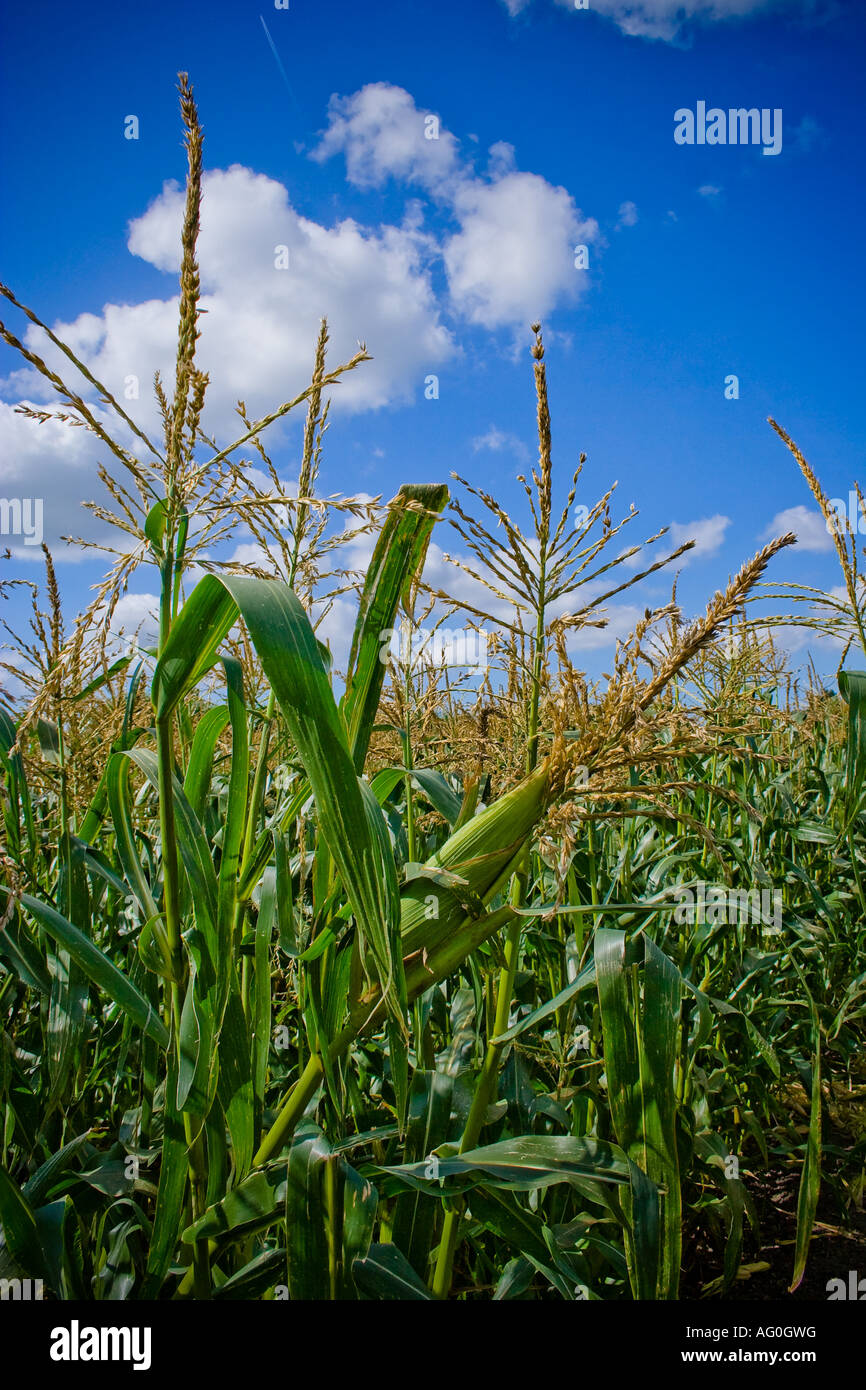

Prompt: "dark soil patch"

[681,1165,866,1301]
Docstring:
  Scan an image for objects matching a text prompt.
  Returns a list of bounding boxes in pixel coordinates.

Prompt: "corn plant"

[2,74,860,1305]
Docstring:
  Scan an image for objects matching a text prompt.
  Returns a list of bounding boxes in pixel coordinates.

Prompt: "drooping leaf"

[3,888,168,1049]
[152,573,406,1027]
[351,1242,433,1300]
[341,483,449,771]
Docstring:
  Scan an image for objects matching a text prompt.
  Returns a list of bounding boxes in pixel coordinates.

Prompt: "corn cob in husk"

[399,760,551,957]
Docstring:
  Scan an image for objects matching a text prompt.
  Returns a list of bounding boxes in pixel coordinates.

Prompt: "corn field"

[0,77,864,1312]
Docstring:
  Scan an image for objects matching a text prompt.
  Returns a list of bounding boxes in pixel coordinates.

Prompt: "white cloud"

[4,169,455,431]
[668,515,730,557]
[0,400,124,556]
[125,165,453,423]
[445,172,597,329]
[310,83,461,192]
[621,515,731,569]
[313,595,358,673]
[2,84,599,557]
[314,83,599,331]
[698,184,723,199]
[762,504,833,552]
[487,142,517,178]
[472,425,529,461]
[504,0,814,42]
[616,200,639,228]
[0,166,456,535]
[109,592,161,651]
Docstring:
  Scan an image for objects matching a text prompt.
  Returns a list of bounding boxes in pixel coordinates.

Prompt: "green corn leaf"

[253,868,276,1120]
[212,1248,286,1300]
[69,656,133,704]
[351,1242,433,1300]
[369,767,405,806]
[0,905,51,995]
[140,1038,188,1298]
[22,1133,92,1206]
[407,768,463,826]
[183,704,230,822]
[392,1070,454,1276]
[639,936,683,1299]
[385,1135,630,1192]
[493,959,596,1044]
[493,1257,535,1300]
[465,1185,552,1267]
[838,669,866,830]
[625,1158,661,1302]
[152,572,406,1028]
[183,1164,286,1244]
[106,753,162,935]
[144,497,168,551]
[285,1125,332,1301]
[123,748,220,1113]
[0,710,35,862]
[341,1163,378,1298]
[0,1165,46,1280]
[216,657,248,995]
[2,888,168,1049]
[217,983,255,1178]
[790,996,822,1292]
[273,832,297,956]
[595,929,683,1300]
[341,483,449,771]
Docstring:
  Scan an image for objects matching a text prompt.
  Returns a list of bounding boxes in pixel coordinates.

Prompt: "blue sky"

[1,0,864,686]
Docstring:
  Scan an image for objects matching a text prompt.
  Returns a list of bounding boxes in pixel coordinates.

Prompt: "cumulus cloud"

[472,425,530,461]
[313,83,599,332]
[616,201,639,228]
[698,184,723,200]
[313,595,359,672]
[569,603,644,652]
[0,166,457,545]
[762,505,833,552]
[108,592,161,651]
[5,165,454,438]
[1,83,597,554]
[445,172,595,328]
[668,515,731,557]
[504,0,815,42]
[310,83,461,192]
[0,400,125,557]
[621,515,731,570]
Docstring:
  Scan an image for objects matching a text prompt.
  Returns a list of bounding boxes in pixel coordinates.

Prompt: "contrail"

[259,14,302,116]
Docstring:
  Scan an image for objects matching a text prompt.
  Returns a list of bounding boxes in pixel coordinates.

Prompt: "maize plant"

[0,75,863,1307]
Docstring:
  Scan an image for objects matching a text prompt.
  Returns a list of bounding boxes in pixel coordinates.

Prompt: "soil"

[681,1165,866,1301]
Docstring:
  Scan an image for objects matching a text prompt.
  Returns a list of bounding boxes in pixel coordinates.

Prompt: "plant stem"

[432,328,552,1298]
[156,536,211,1292]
